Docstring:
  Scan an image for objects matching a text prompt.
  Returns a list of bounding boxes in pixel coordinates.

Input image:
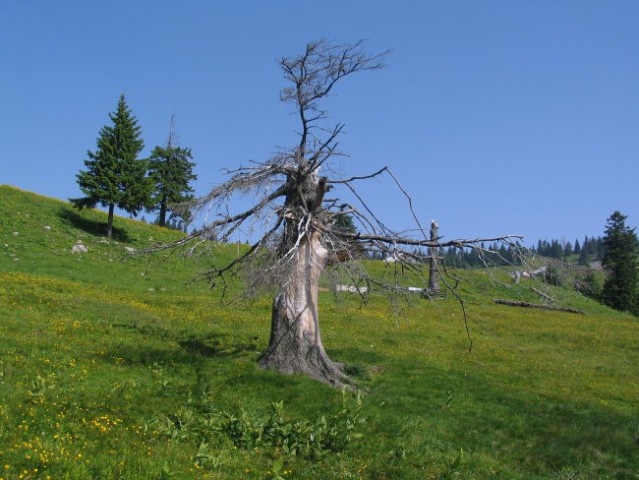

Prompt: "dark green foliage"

[574,269,603,301]
[543,264,564,287]
[71,94,150,237]
[153,393,366,460]
[531,238,603,264]
[578,236,604,265]
[333,212,357,237]
[601,211,639,315]
[563,241,573,258]
[573,239,581,254]
[332,212,363,260]
[148,130,197,229]
[343,363,372,381]
[535,239,570,260]
[550,240,564,259]
[443,243,521,268]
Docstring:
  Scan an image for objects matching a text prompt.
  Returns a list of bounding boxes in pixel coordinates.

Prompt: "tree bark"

[106,203,115,237]
[159,197,167,228]
[259,231,351,387]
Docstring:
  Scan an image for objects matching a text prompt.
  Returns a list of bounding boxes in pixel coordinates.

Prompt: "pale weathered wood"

[493,299,585,315]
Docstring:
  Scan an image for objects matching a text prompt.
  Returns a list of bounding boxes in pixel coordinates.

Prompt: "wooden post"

[428,220,440,294]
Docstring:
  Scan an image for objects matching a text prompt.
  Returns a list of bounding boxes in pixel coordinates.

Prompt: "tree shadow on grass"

[59,207,131,242]
[109,322,175,341]
[371,362,638,477]
[178,336,261,359]
[328,347,387,367]
[97,330,262,367]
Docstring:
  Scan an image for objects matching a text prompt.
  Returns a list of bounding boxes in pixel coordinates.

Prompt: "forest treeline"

[72,95,637,317]
[367,236,604,269]
[530,237,603,264]
[444,236,603,268]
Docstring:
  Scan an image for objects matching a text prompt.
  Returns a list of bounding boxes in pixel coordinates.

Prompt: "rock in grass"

[71,241,88,254]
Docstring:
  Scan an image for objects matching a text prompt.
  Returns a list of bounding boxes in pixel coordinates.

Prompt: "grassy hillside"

[1,185,637,480]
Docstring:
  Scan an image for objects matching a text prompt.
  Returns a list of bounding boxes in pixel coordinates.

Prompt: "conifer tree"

[601,211,639,315]
[324,212,362,262]
[563,241,573,258]
[333,212,357,237]
[71,94,150,237]
[579,237,590,265]
[550,240,564,259]
[148,117,197,228]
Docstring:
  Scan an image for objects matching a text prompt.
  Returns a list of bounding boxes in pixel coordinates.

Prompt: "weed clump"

[151,390,366,466]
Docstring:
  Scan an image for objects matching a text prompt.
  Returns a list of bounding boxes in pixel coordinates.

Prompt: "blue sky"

[1,1,637,246]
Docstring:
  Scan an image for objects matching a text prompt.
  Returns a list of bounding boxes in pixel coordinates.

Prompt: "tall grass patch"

[1,186,637,479]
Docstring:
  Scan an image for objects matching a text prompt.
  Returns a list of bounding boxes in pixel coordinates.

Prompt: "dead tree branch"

[493,299,585,315]
[137,40,538,386]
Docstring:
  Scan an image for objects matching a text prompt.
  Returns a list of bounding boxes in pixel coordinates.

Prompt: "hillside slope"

[0,185,637,480]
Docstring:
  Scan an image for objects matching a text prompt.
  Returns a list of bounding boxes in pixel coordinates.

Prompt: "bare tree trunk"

[106,203,115,238]
[428,220,440,294]
[259,231,351,387]
[158,197,167,228]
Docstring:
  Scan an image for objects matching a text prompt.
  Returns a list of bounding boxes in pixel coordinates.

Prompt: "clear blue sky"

[1,1,637,246]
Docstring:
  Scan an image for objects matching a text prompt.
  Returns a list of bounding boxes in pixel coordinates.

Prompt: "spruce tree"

[574,239,581,254]
[579,236,602,265]
[550,240,564,259]
[601,211,639,315]
[147,118,197,228]
[333,212,357,237]
[563,241,573,258]
[71,94,150,237]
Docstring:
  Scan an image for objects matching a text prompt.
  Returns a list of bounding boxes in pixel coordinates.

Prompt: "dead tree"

[153,40,522,387]
[428,220,441,295]
[493,299,585,315]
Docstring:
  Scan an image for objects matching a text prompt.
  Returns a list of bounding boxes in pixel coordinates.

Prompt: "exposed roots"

[259,345,354,388]
[258,291,356,389]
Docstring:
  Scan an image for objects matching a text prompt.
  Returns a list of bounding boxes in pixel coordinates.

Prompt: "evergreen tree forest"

[443,243,522,268]
[148,120,197,230]
[71,96,197,235]
[71,94,150,237]
[531,237,603,265]
[440,236,603,269]
[601,211,639,315]
[70,98,637,319]
[366,237,604,270]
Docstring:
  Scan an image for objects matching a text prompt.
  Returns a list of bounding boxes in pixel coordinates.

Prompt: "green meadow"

[0,185,637,479]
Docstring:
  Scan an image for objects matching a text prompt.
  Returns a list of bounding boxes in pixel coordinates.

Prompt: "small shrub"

[438,448,466,479]
[343,363,372,381]
[574,269,602,301]
[152,390,366,461]
[154,406,197,441]
[544,264,564,287]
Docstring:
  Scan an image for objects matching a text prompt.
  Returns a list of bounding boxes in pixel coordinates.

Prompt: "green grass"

[0,185,638,479]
